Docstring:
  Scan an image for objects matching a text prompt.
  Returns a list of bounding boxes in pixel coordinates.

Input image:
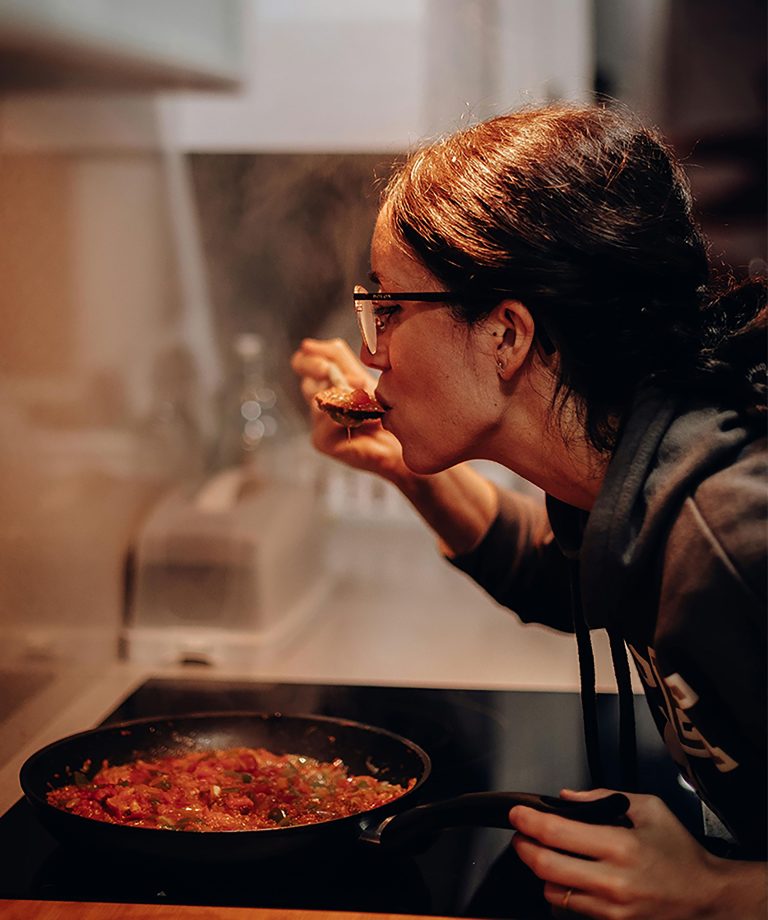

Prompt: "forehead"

[371,210,443,292]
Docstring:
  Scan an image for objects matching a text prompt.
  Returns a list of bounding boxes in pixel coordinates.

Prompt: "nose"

[360,337,389,371]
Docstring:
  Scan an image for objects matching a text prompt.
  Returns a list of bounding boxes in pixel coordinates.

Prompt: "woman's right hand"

[290,337,409,483]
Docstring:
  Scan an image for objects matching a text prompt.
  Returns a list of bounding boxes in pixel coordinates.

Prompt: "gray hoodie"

[452,386,767,856]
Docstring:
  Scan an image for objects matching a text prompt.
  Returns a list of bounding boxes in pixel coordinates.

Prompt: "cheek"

[398,411,475,474]
[397,373,489,469]
[389,321,495,447]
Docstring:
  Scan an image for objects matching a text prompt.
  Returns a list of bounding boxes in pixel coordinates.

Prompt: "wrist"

[389,464,499,557]
[707,854,767,919]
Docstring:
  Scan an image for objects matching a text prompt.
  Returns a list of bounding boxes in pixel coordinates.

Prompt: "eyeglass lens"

[354,285,377,354]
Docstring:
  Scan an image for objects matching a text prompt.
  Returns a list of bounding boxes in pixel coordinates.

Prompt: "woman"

[291,105,766,918]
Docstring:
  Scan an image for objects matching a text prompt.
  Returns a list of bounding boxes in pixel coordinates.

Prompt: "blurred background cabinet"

[0,0,243,90]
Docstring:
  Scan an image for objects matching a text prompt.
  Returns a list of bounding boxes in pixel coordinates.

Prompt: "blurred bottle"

[209,332,303,484]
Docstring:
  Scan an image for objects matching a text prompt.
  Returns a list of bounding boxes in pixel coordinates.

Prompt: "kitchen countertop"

[0,902,456,919]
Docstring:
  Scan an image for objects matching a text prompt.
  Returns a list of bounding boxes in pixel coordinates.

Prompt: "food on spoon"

[315,387,385,428]
[46,746,415,831]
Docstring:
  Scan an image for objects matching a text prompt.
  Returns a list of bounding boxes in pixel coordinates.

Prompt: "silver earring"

[496,358,505,373]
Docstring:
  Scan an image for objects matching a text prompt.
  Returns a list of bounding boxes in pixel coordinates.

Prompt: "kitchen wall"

[2,0,761,673]
[0,0,593,666]
[595,0,766,274]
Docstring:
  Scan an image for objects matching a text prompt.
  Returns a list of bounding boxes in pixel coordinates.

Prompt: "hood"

[574,385,756,630]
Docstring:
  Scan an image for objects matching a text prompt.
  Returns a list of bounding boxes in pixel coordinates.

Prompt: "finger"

[543,883,609,920]
[510,804,631,862]
[301,376,332,403]
[559,787,618,801]
[512,832,619,897]
[543,882,580,918]
[298,337,355,368]
[291,351,338,384]
[561,788,659,830]
[310,420,351,455]
[299,338,371,386]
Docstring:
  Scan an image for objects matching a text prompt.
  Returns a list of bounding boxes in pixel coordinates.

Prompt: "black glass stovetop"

[0,676,700,918]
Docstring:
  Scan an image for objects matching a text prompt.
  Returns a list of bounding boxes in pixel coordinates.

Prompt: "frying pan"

[20,711,631,863]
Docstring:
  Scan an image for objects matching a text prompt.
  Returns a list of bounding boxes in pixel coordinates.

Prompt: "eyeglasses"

[352,284,556,356]
[353,285,465,355]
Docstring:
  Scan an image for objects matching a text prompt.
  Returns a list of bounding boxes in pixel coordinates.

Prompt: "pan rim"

[19,710,432,838]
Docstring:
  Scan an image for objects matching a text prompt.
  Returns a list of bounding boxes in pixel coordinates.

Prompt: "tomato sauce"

[314,386,385,428]
[46,747,415,832]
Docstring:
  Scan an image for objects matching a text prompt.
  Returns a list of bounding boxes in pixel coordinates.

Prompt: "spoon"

[315,361,385,429]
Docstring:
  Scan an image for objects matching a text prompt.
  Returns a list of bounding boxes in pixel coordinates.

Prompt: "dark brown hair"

[382,105,766,452]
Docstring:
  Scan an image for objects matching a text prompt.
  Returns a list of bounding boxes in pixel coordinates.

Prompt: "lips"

[374,390,391,411]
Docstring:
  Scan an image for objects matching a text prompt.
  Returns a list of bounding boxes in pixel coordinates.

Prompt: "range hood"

[0,0,243,91]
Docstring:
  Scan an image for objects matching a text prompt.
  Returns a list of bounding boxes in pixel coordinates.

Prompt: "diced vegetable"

[46,746,415,832]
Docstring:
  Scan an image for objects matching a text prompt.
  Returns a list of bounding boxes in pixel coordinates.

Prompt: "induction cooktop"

[0,676,699,919]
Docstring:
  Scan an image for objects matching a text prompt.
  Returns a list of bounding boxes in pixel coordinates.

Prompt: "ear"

[489,300,536,380]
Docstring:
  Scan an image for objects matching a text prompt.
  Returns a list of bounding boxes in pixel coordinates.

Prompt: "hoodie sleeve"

[447,487,575,633]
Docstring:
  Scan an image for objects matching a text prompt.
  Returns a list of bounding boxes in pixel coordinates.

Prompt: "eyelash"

[373,304,401,324]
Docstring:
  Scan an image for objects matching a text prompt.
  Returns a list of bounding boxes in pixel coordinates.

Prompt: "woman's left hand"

[510,788,767,919]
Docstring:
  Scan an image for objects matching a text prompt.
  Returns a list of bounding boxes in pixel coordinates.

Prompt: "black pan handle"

[363,791,632,846]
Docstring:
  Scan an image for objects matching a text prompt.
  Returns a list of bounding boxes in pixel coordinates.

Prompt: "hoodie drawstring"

[609,627,638,792]
[570,560,638,792]
[569,561,604,788]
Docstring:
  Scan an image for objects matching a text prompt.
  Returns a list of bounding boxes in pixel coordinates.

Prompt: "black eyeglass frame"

[353,290,462,354]
[352,288,555,356]
[353,290,467,307]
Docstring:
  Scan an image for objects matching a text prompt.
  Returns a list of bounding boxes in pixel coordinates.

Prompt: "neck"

[499,433,607,510]
[488,372,610,511]
[530,444,608,510]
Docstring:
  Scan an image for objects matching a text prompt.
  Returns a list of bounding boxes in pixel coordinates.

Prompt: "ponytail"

[695,278,768,420]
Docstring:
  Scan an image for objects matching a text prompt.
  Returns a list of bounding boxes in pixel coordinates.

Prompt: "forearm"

[387,462,499,557]
[387,462,574,627]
